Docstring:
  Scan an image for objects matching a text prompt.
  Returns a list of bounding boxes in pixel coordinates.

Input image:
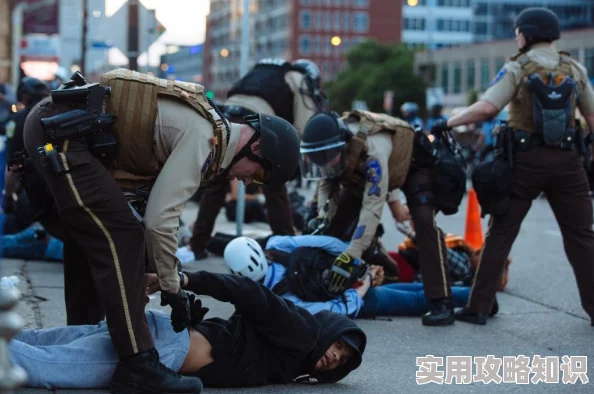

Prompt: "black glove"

[187,293,209,326]
[328,252,368,294]
[2,194,16,213]
[160,289,192,333]
[431,119,450,138]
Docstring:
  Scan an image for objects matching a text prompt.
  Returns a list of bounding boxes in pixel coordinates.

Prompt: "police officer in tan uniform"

[190,58,325,259]
[21,69,300,393]
[433,8,594,325]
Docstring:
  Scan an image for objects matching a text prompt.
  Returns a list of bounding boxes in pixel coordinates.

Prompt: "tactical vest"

[508,51,576,135]
[227,62,294,123]
[99,69,227,188]
[341,110,415,191]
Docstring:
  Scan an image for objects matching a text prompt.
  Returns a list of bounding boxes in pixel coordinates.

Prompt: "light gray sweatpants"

[8,310,190,390]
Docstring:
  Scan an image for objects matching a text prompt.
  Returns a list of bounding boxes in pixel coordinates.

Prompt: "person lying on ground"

[224,235,476,319]
[9,270,366,390]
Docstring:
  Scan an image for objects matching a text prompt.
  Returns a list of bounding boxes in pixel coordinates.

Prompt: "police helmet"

[514,7,560,41]
[242,113,300,185]
[400,102,419,117]
[17,77,50,104]
[299,112,350,180]
[291,59,328,112]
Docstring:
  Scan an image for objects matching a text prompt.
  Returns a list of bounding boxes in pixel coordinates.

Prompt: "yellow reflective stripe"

[59,140,138,354]
[467,216,493,306]
[433,213,448,296]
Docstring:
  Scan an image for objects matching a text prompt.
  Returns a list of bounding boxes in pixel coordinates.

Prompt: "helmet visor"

[299,141,347,180]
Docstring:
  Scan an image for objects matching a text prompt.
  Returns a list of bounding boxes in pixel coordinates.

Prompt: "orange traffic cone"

[465,188,484,250]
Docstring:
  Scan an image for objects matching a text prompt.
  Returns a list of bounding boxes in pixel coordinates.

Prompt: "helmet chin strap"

[219,130,262,178]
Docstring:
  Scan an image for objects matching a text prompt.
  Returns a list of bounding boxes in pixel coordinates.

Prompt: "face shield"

[299,140,348,180]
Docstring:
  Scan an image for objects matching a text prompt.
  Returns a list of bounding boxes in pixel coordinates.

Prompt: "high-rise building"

[203,0,402,98]
[159,44,204,83]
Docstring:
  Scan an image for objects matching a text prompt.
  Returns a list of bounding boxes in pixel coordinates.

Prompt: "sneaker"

[111,349,203,394]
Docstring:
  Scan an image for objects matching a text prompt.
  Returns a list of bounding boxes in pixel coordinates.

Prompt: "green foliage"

[324,40,427,115]
[466,89,479,106]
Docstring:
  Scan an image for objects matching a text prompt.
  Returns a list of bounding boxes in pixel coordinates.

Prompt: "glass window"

[437,19,444,31]
[343,11,350,31]
[466,59,475,91]
[453,62,462,94]
[325,36,332,55]
[585,48,594,78]
[300,10,312,29]
[333,11,341,31]
[333,0,342,6]
[494,57,505,74]
[353,12,369,33]
[441,64,449,94]
[300,0,312,5]
[353,0,368,7]
[324,11,332,31]
[315,11,323,30]
[480,58,490,90]
[323,62,330,80]
[299,35,312,55]
[315,36,322,54]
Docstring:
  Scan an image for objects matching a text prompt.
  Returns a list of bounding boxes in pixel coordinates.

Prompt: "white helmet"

[224,237,269,282]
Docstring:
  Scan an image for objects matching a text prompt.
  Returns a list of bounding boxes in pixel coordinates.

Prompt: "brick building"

[204,0,402,99]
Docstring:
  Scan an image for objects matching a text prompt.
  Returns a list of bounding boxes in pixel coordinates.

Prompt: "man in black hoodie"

[9,271,366,390]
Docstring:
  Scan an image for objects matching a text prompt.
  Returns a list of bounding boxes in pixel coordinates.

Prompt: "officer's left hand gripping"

[161,289,192,332]
[431,119,450,138]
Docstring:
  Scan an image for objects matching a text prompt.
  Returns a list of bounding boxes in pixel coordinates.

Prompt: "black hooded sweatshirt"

[183,271,366,387]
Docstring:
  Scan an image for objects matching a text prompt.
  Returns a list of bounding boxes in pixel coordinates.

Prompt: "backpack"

[266,247,358,302]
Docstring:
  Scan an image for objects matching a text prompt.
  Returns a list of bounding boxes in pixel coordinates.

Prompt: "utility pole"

[235,0,251,236]
[128,0,139,71]
[81,0,88,74]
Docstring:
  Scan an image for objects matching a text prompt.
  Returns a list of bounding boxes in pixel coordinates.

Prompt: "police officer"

[22,69,300,393]
[3,78,50,228]
[300,110,465,326]
[189,58,325,259]
[400,102,424,130]
[433,7,594,325]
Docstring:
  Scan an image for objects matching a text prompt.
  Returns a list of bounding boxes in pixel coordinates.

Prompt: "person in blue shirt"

[223,235,473,319]
[424,104,448,134]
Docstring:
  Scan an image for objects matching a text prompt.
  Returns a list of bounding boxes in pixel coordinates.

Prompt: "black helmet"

[514,7,560,41]
[17,77,50,104]
[235,113,300,185]
[291,59,328,112]
[299,112,350,179]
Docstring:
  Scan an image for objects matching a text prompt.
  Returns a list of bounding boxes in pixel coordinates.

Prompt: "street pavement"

[2,187,594,393]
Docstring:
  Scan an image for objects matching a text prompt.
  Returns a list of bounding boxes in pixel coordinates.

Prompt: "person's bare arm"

[447,101,500,129]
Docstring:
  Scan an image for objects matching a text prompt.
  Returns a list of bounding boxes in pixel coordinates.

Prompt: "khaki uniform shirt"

[481,43,594,116]
[144,97,240,292]
[317,129,393,260]
[225,70,317,137]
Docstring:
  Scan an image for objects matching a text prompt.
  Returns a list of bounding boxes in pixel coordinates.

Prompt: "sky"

[105,0,210,66]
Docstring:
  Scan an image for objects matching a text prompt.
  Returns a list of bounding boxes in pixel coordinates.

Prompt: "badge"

[489,67,507,88]
[5,120,15,139]
[353,225,366,240]
[201,151,214,174]
[365,158,382,197]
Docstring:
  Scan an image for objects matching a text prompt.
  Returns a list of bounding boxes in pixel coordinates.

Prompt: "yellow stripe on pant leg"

[60,139,138,354]
[433,212,448,297]
[467,216,494,307]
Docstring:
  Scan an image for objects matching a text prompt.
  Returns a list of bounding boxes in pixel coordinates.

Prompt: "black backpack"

[267,247,357,302]
[431,136,467,215]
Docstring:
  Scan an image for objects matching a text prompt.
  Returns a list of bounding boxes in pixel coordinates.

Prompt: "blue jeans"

[1,226,63,261]
[360,283,470,316]
[8,310,189,389]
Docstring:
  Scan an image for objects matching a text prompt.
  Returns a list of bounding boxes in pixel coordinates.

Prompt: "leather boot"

[455,308,488,325]
[422,298,455,326]
[111,349,203,394]
[489,296,499,317]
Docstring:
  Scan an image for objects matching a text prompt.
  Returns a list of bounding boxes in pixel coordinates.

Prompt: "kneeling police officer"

[434,7,594,325]
[21,69,300,393]
[300,109,466,326]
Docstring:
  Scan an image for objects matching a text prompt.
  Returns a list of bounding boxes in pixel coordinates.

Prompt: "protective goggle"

[299,141,348,180]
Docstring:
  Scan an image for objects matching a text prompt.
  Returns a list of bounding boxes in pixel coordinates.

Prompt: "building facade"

[159,44,204,83]
[414,28,594,110]
[203,0,401,98]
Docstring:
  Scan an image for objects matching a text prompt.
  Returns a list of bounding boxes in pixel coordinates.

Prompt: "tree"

[325,40,427,116]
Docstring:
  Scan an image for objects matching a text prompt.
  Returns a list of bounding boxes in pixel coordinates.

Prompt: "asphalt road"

[2,189,593,393]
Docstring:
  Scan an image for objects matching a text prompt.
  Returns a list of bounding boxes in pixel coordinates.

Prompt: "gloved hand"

[431,119,450,138]
[328,252,368,294]
[160,289,192,333]
[187,293,209,326]
[2,193,16,213]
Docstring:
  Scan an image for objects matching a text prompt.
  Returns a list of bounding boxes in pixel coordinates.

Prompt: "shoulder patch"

[201,151,214,174]
[365,158,382,197]
[4,120,15,139]
[489,67,508,88]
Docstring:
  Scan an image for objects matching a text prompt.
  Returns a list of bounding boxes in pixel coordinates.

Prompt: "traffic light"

[205,90,215,100]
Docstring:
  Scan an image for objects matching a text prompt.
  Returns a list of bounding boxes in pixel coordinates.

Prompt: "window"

[405,18,426,31]
[323,62,330,80]
[315,36,322,54]
[353,0,368,7]
[343,11,350,31]
[453,61,461,94]
[475,22,487,35]
[342,37,350,52]
[441,64,449,94]
[353,12,369,33]
[325,36,332,55]
[333,11,341,31]
[315,11,323,30]
[333,0,341,6]
[324,12,332,31]
[494,57,505,74]
[585,48,594,78]
[300,0,312,4]
[300,10,312,29]
[299,35,312,55]
[480,58,490,90]
[466,59,475,91]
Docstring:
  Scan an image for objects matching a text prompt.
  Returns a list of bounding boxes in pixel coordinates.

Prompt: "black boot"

[455,308,488,325]
[489,296,499,317]
[422,298,455,326]
[111,349,203,394]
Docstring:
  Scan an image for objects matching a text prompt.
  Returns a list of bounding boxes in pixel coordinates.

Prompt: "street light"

[407,0,419,6]
[160,63,168,72]
[331,36,342,46]
[220,48,230,57]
